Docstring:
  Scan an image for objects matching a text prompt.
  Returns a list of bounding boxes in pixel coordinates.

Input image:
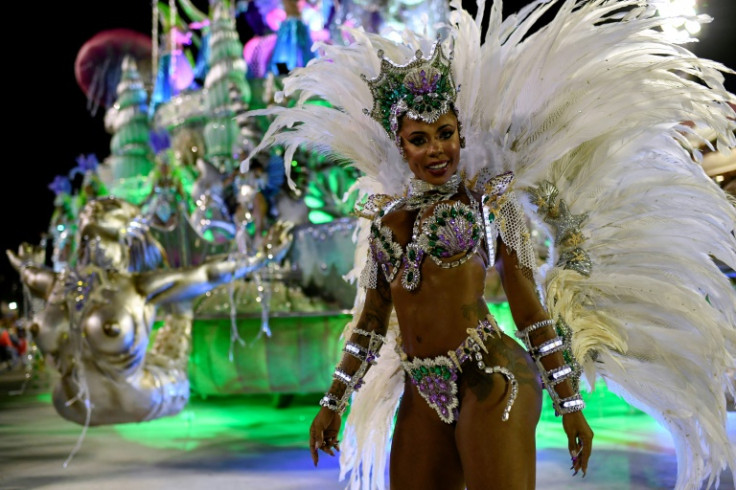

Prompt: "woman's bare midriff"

[391,252,490,358]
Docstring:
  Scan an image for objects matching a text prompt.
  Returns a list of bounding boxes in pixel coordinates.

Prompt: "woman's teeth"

[428,161,448,169]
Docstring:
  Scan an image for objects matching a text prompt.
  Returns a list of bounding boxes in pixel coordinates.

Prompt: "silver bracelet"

[320,329,387,414]
[333,368,353,386]
[515,318,554,339]
[319,393,348,414]
[555,393,585,415]
[529,336,565,357]
[344,341,369,362]
[542,364,574,387]
[517,318,585,416]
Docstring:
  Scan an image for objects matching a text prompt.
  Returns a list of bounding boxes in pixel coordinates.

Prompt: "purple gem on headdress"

[405,68,442,96]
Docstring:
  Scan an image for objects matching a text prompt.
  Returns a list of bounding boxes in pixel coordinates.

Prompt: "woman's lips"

[427,160,449,176]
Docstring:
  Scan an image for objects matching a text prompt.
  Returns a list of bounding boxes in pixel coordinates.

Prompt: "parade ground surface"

[1,366,734,490]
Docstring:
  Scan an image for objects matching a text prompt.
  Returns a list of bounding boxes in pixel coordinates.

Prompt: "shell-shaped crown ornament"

[362,40,458,144]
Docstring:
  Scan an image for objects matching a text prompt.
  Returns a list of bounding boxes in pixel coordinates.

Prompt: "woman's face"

[398,112,460,186]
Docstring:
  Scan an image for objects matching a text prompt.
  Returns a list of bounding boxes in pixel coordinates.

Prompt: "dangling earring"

[395,134,407,160]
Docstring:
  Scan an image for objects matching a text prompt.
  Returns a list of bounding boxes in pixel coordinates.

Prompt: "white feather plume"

[453,1,736,489]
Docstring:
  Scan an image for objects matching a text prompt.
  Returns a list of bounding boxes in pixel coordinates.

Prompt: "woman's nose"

[429,138,442,155]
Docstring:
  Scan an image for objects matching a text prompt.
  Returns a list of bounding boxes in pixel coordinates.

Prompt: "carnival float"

[10,0,497,426]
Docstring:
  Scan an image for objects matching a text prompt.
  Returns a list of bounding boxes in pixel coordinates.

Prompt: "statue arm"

[6,248,56,299]
[137,221,293,305]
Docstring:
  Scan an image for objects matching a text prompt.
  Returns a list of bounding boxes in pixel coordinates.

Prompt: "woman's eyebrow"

[409,124,454,137]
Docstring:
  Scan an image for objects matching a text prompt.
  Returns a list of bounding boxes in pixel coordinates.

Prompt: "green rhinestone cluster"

[425,206,481,259]
[412,364,452,382]
[370,222,401,266]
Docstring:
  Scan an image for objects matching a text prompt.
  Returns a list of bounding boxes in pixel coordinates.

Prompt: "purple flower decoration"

[69,153,99,179]
[406,69,441,95]
[149,129,171,155]
[49,175,72,196]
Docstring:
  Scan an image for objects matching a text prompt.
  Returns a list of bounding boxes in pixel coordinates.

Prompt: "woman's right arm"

[309,269,393,466]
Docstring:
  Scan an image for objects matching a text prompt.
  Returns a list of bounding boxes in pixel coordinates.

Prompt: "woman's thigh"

[390,383,465,490]
[455,342,543,490]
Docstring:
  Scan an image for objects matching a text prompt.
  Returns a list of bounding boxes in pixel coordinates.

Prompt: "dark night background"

[2,0,734,306]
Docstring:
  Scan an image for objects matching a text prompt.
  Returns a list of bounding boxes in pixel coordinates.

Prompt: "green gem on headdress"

[362,40,457,139]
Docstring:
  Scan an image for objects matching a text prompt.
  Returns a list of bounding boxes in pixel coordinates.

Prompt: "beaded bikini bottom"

[399,316,518,424]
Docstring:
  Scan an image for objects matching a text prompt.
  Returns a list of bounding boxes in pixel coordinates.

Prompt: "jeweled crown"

[362,40,457,140]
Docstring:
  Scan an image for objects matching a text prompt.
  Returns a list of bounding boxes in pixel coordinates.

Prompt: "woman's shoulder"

[467,170,515,199]
[377,203,415,237]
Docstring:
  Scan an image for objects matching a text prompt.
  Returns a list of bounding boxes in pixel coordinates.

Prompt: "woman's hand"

[309,406,342,467]
[562,411,593,477]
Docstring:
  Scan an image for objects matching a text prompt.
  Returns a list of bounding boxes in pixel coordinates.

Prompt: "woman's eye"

[410,137,426,146]
[440,129,454,140]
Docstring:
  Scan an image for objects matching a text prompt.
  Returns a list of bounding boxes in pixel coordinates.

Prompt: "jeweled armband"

[319,329,386,414]
[319,393,348,414]
[516,318,584,416]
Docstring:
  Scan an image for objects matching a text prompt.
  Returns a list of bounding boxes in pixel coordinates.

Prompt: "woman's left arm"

[496,242,594,477]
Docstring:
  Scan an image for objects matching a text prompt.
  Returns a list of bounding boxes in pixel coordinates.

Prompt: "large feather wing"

[453,1,736,488]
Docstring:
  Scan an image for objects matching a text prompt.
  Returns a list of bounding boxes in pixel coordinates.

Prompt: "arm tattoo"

[357,275,392,335]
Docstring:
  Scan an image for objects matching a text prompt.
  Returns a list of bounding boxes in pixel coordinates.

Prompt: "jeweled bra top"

[359,171,537,292]
[368,174,483,291]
